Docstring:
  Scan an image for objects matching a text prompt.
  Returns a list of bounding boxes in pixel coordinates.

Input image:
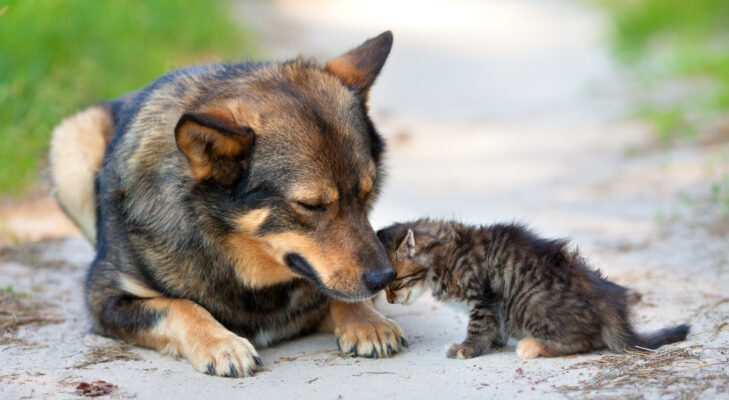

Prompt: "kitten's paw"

[187,331,262,377]
[446,342,484,359]
[336,316,406,358]
[516,337,545,359]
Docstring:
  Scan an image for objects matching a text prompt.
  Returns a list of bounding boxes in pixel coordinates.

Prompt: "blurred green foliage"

[0,0,254,195]
[600,0,729,142]
[710,174,729,213]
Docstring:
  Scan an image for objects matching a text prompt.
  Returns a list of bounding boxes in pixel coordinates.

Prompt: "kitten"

[376,219,690,359]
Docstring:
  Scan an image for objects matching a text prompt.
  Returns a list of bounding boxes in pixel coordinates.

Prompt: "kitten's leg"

[516,335,591,359]
[446,302,499,359]
[491,335,507,348]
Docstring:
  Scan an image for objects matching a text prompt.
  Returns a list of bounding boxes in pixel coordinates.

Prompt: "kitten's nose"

[363,267,397,292]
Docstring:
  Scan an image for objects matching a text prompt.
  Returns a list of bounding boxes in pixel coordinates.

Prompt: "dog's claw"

[207,363,215,376]
[254,355,263,366]
[387,344,393,357]
[401,337,408,348]
[336,337,341,350]
[370,348,377,358]
[228,365,238,377]
[247,367,255,376]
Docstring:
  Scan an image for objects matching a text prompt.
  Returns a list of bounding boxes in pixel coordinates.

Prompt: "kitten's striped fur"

[377,219,689,359]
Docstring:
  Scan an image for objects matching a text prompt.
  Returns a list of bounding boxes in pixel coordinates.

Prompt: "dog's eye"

[294,201,326,212]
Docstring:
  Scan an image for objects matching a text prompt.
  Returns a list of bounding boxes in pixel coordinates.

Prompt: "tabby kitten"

[376,219,689,359]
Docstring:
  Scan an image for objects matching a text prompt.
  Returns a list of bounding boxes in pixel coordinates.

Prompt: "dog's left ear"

[325,30,393,99]
[175,110,254,182]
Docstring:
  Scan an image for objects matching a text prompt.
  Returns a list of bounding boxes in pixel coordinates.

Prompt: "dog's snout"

[363,267,397,292]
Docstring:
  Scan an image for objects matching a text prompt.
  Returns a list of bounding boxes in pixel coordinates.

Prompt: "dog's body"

[50,32,406,377]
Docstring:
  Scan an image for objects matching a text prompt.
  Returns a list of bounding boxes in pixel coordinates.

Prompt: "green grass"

[598,0,729,142]
[0,1,254,195]
[710,174,729,213]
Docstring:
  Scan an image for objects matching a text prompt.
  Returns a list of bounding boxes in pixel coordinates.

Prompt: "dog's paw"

[187,332,262,377]
[516,337,544,359]
[445,342,484,359]
[336,316,406,358]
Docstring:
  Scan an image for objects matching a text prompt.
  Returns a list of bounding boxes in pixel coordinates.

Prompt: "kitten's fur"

[377,219,689,359]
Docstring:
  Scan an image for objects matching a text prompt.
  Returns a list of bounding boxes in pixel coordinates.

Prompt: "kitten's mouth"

[385,289,411,305]
[385,289,395,303]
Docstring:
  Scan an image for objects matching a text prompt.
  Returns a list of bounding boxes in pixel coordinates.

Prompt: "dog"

[49,31,406,377]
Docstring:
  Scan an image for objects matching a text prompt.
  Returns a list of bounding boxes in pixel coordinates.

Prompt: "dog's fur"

[50,32,406,377]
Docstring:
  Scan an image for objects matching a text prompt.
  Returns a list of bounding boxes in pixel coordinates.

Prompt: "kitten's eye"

[293,201,326,213]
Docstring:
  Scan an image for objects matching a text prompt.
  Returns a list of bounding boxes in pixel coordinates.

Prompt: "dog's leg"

[94,294,262,377]
[326,300,407,358]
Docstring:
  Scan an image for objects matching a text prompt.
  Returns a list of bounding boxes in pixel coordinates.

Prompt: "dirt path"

[2,1,728,399]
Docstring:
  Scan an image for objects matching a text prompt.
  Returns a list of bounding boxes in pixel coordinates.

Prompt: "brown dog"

[49,31,406,377]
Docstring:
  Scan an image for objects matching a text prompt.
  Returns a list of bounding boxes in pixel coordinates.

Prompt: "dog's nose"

[363,267,397,292]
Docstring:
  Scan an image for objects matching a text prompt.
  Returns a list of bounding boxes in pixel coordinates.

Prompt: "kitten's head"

[376,223,440,305]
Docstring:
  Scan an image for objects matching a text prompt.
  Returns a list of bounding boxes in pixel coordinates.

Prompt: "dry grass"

[73,343,143,369]
[0,291,64,345]
[556,345,729,399]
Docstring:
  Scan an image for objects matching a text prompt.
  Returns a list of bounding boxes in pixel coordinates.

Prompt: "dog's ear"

[325,30,393,99]
[175,110,254,181]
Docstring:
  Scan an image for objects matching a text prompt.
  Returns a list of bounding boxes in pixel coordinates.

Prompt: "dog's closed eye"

[294,201,327,212]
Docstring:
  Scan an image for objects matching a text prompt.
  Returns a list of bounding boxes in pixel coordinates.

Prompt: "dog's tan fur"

[49,105,113,243]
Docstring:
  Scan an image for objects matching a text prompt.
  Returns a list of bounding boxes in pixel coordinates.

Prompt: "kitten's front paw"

[446,342,484,359]
[336,316,406,358]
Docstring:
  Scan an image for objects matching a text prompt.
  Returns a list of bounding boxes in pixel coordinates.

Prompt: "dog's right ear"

[175,111,254,181]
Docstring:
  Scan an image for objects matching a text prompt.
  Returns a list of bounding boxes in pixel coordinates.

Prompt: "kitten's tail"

[603,323,690,352]
[629,324,691,350]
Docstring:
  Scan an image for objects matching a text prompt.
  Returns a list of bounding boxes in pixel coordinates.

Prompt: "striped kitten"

[376,219,689,359]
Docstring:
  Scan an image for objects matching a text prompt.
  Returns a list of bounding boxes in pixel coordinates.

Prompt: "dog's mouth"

[284,252,374,302]
[284,253,318,282]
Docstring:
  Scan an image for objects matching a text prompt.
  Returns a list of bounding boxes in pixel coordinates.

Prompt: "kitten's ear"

[396,228,440,257]
[396,229,417,258]
[414,232,440,252]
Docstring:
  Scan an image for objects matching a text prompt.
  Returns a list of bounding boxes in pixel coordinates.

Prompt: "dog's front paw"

[446,342,485,359]
[187,332,262,377]
[336,316,406,358]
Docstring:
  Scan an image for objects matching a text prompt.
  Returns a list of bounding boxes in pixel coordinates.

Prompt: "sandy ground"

[2,0,729,399]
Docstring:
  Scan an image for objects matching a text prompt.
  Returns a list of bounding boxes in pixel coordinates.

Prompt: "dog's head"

[174,32,396,301]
